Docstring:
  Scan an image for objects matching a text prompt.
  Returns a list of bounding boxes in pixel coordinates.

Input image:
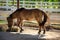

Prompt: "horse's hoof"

[20,31,22,33]
[20,29,24,33]
[38,32,40,35]
[22,29,24,31]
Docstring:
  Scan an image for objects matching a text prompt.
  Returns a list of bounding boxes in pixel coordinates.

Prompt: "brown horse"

[7,8,48,35]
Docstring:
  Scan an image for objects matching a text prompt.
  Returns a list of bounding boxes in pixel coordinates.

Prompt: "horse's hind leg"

[38,26,41,34]
[36,18,42,34]
[42,26,46,34]
[37,21,46,34]
[38,22,42,39]
[38,21,42,34]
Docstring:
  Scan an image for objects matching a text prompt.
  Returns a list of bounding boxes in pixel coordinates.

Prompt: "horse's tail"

[41,11,48,26]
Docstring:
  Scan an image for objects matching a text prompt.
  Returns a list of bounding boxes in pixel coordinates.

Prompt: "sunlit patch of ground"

[0,26,60,40]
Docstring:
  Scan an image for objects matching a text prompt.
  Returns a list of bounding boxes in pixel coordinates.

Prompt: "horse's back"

[9,8,44,22]
[19,8,43,21]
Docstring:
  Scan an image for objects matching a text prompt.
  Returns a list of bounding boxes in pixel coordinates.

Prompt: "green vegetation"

[0,0,60,9]
[0,20,7,24]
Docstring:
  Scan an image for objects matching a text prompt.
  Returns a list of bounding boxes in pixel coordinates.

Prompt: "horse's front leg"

[17,19,24,33]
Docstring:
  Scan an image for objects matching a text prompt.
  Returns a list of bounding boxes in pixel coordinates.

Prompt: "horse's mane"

[9,8,25,18]
[15,8,25,12]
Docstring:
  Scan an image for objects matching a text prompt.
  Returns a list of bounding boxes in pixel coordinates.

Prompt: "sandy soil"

[0,27,60,40]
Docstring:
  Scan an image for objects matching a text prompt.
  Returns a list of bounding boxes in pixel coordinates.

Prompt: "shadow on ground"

[0,32,46,40]
[0,32,60,40]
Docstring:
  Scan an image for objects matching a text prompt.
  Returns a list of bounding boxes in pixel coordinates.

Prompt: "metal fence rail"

[0,0,60,12]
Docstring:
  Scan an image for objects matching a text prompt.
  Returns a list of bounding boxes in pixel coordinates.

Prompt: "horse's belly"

[22,15,35,21]
[25,17,35,21]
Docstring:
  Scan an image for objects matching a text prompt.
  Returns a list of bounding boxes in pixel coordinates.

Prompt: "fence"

[0,0,60,12]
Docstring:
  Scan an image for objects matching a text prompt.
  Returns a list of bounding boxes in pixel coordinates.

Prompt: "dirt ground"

[0,25,60,40]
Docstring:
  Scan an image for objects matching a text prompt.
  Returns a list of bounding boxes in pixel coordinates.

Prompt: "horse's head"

[7,17,13,27]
